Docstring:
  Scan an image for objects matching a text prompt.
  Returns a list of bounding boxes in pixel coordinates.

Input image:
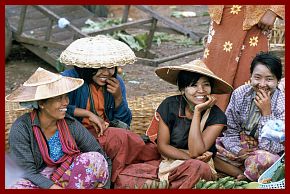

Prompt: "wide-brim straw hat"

[155,59,233,94]
[5,67,84,102]
[59,35,136,68]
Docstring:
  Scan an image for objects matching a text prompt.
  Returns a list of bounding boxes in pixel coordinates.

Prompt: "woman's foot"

[236,174,248,181]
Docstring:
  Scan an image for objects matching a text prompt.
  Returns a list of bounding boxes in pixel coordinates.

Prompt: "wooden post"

[145,18,157,58]
[121,5,130,23]
[16,6,27,35]
[45,19,53,42]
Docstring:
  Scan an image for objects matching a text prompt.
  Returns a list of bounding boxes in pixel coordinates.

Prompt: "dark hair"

[177,70,213,91]
[74,66,97,83]
[74,66,117,83]
[250,52,282,81]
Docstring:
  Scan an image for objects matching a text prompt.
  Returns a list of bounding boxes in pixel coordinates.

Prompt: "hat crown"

[60,35,136,68]
[181,60,214,75]
[66,35,115,53]
[23,67,61,87]
[155,59,233,94]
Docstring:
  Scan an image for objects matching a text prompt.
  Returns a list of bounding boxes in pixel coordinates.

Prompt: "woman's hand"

[258,10,277,31]
[88,113,109,137]
[106,78,123,108]
[238,148,256,160]
[196,151,213,162]
[49,184,63,189]
[194,95,217,113]
[254,89,272,116]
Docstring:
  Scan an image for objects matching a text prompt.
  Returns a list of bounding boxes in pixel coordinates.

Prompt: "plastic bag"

[5,154,24,188]
[58,18,70,28]
[261,120,285,142]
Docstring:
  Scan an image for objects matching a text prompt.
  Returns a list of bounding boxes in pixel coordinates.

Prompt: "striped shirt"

[221,84,285,155]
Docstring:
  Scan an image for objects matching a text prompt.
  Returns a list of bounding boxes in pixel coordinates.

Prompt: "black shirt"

[157,95,227,155]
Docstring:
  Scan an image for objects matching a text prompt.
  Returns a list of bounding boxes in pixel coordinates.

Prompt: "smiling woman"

[203,5,285,111]
[152,59,233,188]
[215,52,285,182]
[38,94,69,123]
[5,68,111,189]
[60,35,161,188]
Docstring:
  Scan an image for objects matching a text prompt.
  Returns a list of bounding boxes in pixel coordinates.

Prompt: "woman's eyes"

[53,95,68,101]
[190,83,210,87]
[54,96,62,100]
[254,76,274,81]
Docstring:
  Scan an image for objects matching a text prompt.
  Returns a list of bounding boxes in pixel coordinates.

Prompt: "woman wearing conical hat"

[154,59,233,188]
[6,68,111,189]
[60,35,160,186]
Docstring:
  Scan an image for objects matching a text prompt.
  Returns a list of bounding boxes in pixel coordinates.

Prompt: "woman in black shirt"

[154,59,233,188]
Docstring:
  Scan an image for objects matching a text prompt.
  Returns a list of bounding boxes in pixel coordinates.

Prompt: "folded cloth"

[261,120,285,142]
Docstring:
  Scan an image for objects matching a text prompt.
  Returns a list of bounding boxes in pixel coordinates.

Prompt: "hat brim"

[155,66,233,94]
[5,77,84,102]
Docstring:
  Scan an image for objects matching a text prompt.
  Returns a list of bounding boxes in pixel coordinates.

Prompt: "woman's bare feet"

[236,174,248,181]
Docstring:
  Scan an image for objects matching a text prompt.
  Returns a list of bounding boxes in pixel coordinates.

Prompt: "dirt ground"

[5,5,210,98]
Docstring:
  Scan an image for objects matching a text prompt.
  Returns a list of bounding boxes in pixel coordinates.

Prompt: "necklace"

[182,95,195,113]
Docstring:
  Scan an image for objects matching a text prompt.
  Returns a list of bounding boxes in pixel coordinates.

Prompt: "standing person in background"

[203,5,285,111]
[60,35,160,186]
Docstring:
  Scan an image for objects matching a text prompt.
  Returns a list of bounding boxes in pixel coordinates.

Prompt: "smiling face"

[39,94,69,120]
[184,76,212,105]
[250,63,278,94]
[92,67,116,86]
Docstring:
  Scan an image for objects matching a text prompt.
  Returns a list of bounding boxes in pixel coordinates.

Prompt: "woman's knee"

[78,152,108,166]
[187,159,211,170]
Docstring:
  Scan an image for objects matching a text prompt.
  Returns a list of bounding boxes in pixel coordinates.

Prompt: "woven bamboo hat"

[155,59,233,94]
[5,67,84,102]
[59,35,136,68]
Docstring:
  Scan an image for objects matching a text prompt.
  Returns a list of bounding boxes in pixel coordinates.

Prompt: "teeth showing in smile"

[195,96,206,99]
[59,108,67,112]
[100,78,107,82]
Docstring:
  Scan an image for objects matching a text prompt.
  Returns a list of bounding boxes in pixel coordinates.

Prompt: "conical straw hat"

[5,67,84,102]
[59,35,136,68]
[155,59,233,94]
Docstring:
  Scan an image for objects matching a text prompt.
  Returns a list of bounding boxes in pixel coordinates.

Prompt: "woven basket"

[128,91,179,135]
[5,101,31,151]
[270,19,285,46]
[269,20,285,76]
[258,153,285,189]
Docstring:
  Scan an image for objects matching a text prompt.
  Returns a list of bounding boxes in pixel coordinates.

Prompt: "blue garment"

[47,130,64,162]
[61,69,132,126]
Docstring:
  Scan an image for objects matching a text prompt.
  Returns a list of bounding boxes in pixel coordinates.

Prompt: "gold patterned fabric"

[208,5,285,30]
[204,5,270,110]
